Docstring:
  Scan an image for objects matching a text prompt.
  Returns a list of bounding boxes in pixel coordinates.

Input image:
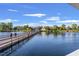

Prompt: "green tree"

[53,25,58,30]
[61,24,66,30]
[1,23,7,32]
[0,22,13,32]
[71,24,77,30]
[0,23,3,31]
[13,26,23,31]
[6,22,13,32]
[67,26,71,30]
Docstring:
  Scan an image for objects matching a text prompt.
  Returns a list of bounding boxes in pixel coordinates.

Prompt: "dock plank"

[0,30,40,51]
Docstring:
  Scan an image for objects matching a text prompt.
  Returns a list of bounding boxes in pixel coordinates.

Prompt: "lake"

[0,32,79,56]
[0,32,24,40]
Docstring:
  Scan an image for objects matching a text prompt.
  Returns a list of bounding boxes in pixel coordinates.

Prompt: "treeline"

[0,22,33,32]
[13,25,33,32]
[0,22,79,32]
[0,22,13,32]
[45,24,79,32]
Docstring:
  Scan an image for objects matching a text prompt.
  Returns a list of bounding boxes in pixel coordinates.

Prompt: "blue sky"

[0,3,79,26]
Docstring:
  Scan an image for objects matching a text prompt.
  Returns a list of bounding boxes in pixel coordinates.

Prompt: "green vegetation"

[0,22,13,32]
[0,22,79,32]
[44,24,79,33]
[13,25,33,32]
[0,22,33,32]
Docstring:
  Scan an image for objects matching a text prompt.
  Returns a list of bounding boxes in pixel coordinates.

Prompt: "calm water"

[0,32,24,40]
[0,32,79,56]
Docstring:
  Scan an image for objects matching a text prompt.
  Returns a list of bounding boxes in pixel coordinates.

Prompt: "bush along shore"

[43,24,79,33]
[0,22,79,32]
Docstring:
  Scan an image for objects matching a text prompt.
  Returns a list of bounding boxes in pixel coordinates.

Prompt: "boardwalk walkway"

[0,30,40,51]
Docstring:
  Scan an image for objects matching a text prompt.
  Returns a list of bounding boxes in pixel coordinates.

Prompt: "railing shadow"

[0,33,35,56]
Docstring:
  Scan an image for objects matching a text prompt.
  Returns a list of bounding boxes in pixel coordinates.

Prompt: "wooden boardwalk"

[0,30,40,51]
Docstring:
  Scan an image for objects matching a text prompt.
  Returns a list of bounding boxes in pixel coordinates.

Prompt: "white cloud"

[0,19,19,23]
[57,20,79,23]
[12,19,19,22]
[45,16,60,21]
[23,13,46,17]
[8,9,17,12]
[24,23,44,27]
[13,23,39,27]
[40,21,47,24]
[27,23,39,26]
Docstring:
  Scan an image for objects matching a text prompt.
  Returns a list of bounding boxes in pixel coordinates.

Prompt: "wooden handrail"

[0,30,40,50]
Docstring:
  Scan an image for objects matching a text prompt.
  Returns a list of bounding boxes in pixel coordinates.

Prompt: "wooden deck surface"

[0,30,39,50]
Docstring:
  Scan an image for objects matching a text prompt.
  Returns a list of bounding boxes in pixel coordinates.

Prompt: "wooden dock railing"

[0,30,40,51]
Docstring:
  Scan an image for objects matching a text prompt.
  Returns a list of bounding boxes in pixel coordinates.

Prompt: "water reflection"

[38,32,64,36]
[1,32,79,56]
[0,35,34,56]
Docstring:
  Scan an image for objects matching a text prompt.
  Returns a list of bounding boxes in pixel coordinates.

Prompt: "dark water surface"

[0,32,79,56]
